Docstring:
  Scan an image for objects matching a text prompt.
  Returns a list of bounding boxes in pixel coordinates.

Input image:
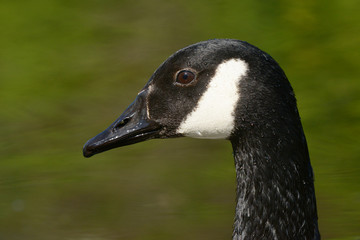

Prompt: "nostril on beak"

[114,117,131,130]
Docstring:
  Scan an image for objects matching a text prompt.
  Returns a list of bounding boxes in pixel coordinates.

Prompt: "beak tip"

[83,150,93,158]
[83,141,95,158]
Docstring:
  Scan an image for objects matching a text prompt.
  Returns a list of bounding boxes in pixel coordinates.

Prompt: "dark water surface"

[1,0,359,239]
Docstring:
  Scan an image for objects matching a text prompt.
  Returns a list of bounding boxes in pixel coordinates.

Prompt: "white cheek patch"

[177,58,248,139]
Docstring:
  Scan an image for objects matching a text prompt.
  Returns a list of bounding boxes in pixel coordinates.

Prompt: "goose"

[83,39,320,240]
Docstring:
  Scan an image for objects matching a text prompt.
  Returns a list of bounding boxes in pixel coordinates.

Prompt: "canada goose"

[83,39,320,239]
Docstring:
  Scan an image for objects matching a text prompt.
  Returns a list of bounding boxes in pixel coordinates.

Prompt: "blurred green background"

[1,0,359,239]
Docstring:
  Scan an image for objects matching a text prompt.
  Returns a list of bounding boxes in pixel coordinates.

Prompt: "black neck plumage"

[230,123,320,240]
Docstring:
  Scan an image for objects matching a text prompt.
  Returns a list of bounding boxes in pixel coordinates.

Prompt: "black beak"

[83,90,161,158]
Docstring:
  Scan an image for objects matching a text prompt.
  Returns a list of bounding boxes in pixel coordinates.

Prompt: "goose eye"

[176,70,196,85]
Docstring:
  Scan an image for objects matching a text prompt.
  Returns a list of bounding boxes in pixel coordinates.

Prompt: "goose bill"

[82,91,161,158]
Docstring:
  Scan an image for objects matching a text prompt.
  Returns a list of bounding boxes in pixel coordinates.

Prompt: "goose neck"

[230,134,320,240]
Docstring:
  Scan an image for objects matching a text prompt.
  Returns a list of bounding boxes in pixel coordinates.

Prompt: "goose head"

[83,39,320,240]
[83,39,292,156]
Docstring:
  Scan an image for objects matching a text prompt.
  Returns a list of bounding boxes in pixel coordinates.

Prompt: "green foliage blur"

[1,0,359,239]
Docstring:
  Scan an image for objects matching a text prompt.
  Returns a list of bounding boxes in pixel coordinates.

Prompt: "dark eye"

[176,70,196,85]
